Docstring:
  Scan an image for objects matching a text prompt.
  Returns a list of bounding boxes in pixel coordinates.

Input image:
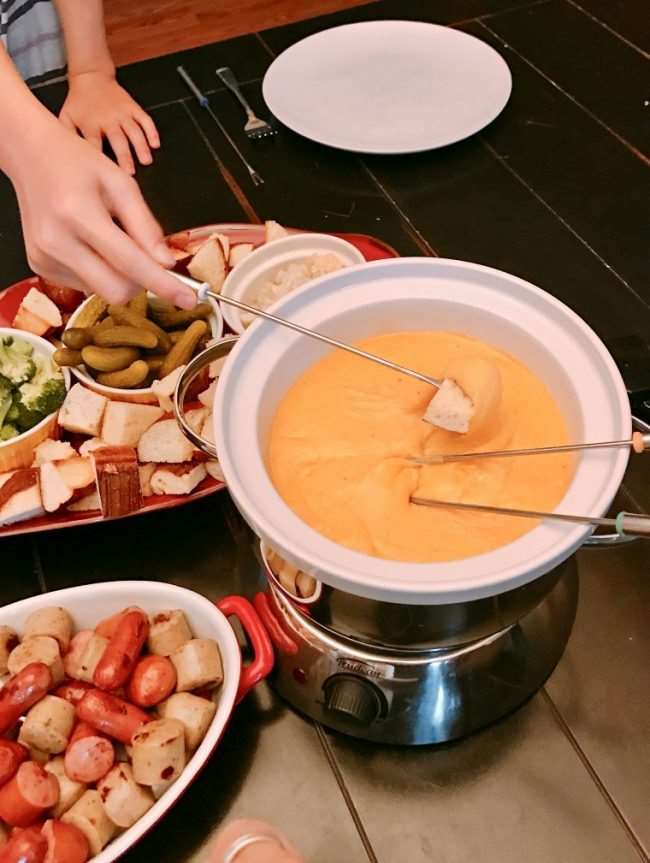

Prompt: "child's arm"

[54,0,159,174]
[0,44,193,308]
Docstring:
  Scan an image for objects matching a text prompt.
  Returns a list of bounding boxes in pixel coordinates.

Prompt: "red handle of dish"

[253,592,298,656]
[217,595,274,705]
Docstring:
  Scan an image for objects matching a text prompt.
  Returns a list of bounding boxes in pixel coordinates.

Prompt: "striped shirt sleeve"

[1,0,66,84]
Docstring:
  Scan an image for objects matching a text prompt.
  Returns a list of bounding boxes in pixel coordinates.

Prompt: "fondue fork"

[409,497,650,538]
[409,432,650,465]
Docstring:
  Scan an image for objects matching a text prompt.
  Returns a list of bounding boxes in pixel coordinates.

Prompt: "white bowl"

[65,293,224,405]
[220,233,365,334]
[214,258,630,605]
[0,327,71,472]
[1,581,269,863]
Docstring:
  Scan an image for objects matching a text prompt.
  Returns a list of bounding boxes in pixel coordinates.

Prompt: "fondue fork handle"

[173,273,443,390]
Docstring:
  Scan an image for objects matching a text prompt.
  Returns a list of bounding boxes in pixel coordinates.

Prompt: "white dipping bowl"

[214,258,630,606]
[0,327,71,472]
[65,292,223,404]
[220,233,365,334]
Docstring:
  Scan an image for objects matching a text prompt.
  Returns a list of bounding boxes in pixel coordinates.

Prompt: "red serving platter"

[0,223,397,538]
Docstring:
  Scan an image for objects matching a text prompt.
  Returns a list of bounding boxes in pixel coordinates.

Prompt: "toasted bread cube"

[423,378,475,434]
[32,439,76,466]
[13,287,62,334]
[229,243,254,268]
[137,419,194,464]
[264,221,289,243]
[150,463,207,496]
[151,366,186,413]
[0,469,43,526]
[101,402,164,448]
[188,237,226,293]
[58,384,108,437]
[40,461,73,512]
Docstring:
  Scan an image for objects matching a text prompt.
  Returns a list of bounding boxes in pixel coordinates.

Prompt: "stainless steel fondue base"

[262,562,578,745]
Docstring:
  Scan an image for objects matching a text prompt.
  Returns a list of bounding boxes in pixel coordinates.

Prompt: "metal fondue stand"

[173,337,650,746]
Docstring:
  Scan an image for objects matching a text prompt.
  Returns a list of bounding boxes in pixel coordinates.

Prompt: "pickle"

[97,360,149,389]
[160,320,208,378]
[144,355,165,374]
[53,348,83,367]
[81,345,140,372]
[108,305,172,352]
[149,300,212,330]
[74,295,108,329]
[129,291,148,317]
[62,328,93,350]
[93,326,158,350]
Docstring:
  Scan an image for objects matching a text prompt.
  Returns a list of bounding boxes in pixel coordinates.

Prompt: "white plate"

[1,582,267,863]
[262,21,512,154]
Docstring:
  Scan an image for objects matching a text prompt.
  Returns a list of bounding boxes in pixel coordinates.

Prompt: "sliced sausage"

[158,692,217,751]
[20,696,75,754]
[0,826,47,863]
[76,689,150,744]
[43,758,86,819]
[61,791,117,856]
[23,608,73,653]
[0,762,59,827]
[0,742,28,788]
[53,682,92,707]
[97,763,154,828]
[64,723,114,784]
[95,607,144,640]
[170,639,223,692]
[42,820,89,863]
[147,610,192,656]
[0,628,19,676]
[126,656,176,708]
[8,638,63,686]
[93,610,148,692]
[0,664,52,735]
[131,718,185,786]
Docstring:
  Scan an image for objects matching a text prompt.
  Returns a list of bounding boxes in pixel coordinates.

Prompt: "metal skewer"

[409,497,650,537]
[409,432,650,465]
[174,273,445,391]
[177,66,264,187]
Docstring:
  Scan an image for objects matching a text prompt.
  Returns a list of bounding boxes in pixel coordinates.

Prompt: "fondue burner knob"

[323,674,384,726]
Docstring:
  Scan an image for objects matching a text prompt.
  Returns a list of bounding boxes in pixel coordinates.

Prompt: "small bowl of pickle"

[57,291,223,404]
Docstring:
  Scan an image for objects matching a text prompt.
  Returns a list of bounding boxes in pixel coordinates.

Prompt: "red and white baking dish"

[1,581,274,862]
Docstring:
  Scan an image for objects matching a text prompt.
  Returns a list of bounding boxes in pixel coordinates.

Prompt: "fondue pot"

[177,258,637,744]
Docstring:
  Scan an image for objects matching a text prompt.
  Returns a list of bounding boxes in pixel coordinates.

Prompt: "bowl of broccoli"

[0,328,70,472]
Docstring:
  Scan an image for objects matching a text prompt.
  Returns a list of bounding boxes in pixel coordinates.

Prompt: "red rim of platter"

[0,223,398,538]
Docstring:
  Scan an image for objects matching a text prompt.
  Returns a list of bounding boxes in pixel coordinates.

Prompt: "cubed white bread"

[138,463,156,497]
[45,756,87,818]
[209,355,226,380]
[423,378,475,434]
[13,287,62,334]
[55,457,94,491]
[158,692,217,751]
[40,461,73,513]
[23,606,73,650]
[184,407,208,434]
[78,437,109,457]
[67,489,101,512]
[20,694,75,753]
[228,243,254,268]
[147,610,192,657]
[200,413,215,446]
[205,461,224,483]
[0,627,18,674]
[62,790,118,855]
[264,220,289,243]
[171,638,223,692]
[59,384,108,437]
[150,463,207,496]
[97,763,155,828]
[131,719,186,786]
[137,419,194,464]
[197,379,216,408]
[101,401,164,447]
[8,634,64,683]
[211,232,230,260]
[0,470,44,526]
[32,439,76,466]
[151,366,186,413]
[188,237,227,293]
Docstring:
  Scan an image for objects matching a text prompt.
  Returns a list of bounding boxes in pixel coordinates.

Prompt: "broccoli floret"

[0,336,37,386]
[13,358,66,433]
[0,423,19,442]
[0,373,14,428]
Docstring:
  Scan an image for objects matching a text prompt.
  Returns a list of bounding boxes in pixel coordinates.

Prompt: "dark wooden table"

[2,1,649,861]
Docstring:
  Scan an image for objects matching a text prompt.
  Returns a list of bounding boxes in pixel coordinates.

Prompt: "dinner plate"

[262,21,512,154]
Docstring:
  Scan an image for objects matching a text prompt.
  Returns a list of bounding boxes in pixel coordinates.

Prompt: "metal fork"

[216,66,277,140]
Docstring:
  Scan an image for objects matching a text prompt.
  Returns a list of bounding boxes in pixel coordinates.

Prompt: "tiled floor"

[3,1,649,860]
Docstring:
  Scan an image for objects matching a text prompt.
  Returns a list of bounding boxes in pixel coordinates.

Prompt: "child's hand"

[59,72,159,175]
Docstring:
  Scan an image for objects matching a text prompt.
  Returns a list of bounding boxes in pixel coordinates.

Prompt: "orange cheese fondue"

[267,331,574,563]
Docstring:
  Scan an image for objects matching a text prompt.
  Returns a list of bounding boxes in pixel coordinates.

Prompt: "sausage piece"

[97,763,154,828]
[0,628,19,676]
[23,608,73,653]
[61,791,117,856]
[131,718,185,786]
[42,819,89,863]
[147,610,192,656]
[0,826,47,863]
[0,664,53,735]
[0,762,59,827]
[170,639,223,692]
[0,742,28,787]
[157,692,217,751]
[76,689,150,744]
[8,638,63,686]
[53,682,92,707]
[20,696,75,754]
[43,758,86,819]
[64,723,114,783]
[126,656,176,708]
[95,606,144,640]
[93,610,149,691]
